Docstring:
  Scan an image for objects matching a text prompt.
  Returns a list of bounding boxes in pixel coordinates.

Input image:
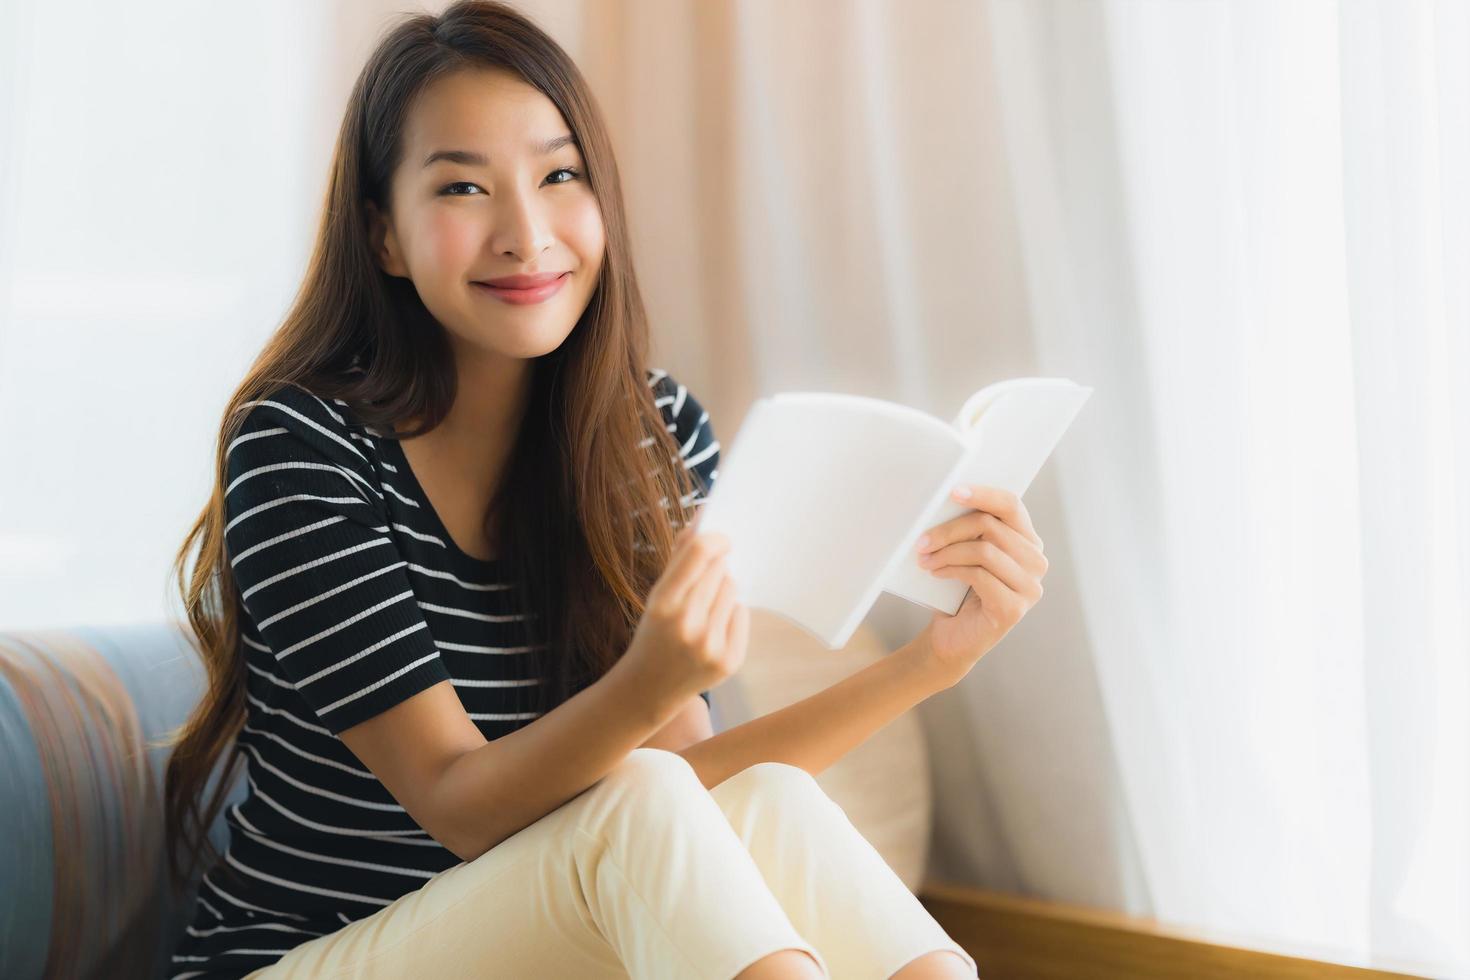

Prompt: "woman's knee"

[593,747,704,799]
[724,760,823,798]
[712,762,845,831]
[593,752,829,819]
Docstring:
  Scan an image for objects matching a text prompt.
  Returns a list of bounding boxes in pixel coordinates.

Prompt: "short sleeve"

[652,370,721,712]
[223,384,451,734]
[654,371,720,504]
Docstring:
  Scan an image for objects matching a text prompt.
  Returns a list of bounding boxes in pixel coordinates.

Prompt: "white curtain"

[0,0,348,627]
[987,0,1468,972]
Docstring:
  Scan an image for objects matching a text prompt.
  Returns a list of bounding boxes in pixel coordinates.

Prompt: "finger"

[940,562,1028,624]
[926,538,1032,595]
[707,572,739,645]
[661,531,729,606]
[681,551,729,625]
[915,510,987,556]
[976,512,1046,571]
[726,602,750,666]
[923,515,1046,575]
[916,508,1042,561]
[948,485,1042,550]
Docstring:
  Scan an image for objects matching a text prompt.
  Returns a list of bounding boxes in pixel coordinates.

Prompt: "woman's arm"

[676,633,948,790]
[679,480,1050,790]
[638,695,714,752]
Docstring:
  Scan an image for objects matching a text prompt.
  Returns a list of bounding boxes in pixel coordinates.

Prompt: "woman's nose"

[490,189,555,261]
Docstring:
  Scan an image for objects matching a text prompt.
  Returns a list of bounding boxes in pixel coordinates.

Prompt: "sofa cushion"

[0,624,240,980]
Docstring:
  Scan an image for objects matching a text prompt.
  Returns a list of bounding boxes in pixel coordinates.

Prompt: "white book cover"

[695,377,1094,649]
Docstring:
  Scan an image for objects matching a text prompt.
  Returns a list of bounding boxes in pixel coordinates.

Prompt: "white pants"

[246,748,978,979]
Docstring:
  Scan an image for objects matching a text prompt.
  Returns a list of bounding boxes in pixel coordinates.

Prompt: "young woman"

[165,2,1044,977]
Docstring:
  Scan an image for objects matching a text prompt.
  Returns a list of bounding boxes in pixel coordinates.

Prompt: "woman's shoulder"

[645,367,709,427]
[645,367,719,496]
[244,380,370,432]
[231,380,379,477]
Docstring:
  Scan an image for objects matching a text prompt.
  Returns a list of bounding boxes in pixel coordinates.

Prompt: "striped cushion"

[0,623,243,980]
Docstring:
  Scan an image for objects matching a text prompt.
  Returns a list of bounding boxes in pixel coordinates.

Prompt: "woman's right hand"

[621,516,749,717]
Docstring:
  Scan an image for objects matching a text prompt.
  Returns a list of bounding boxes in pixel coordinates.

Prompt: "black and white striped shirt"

[170,367,720,980]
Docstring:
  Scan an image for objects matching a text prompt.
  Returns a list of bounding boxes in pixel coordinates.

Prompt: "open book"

[696,377,1094,649]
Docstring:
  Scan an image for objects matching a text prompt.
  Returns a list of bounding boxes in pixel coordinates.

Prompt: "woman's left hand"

[907,484,1048,689]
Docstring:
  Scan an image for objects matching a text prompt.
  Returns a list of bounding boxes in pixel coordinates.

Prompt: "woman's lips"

[472,272,570,305]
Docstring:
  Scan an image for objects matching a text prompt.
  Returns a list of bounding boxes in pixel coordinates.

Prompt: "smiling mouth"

[470,272,571,305]
[473,272,569,289]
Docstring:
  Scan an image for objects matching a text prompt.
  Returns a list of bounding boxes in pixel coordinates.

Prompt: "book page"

[695,392,966,649]
[881,378,1093,614]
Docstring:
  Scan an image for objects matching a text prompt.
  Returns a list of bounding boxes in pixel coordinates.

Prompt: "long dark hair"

[161,0,703,887]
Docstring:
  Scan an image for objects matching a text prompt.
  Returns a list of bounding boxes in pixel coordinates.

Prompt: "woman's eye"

[439,169,582,196]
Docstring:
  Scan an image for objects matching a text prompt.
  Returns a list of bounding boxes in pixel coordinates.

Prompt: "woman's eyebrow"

[422,134,578,168]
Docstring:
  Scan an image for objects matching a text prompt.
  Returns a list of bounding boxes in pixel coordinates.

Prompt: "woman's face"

[368,68,605,362]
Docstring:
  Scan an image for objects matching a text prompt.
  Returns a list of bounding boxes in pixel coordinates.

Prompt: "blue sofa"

[0,622,245,980]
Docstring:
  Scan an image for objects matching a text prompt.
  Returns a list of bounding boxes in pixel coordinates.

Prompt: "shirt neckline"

[376,429,508,577]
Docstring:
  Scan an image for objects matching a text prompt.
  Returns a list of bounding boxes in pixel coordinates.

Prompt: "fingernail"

[953,485,972,499]
[916,535,930,551]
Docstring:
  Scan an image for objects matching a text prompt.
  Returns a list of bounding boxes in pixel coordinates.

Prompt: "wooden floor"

[917,882,1431,980]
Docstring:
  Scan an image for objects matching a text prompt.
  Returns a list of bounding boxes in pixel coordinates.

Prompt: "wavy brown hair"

[160,0,704,888]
